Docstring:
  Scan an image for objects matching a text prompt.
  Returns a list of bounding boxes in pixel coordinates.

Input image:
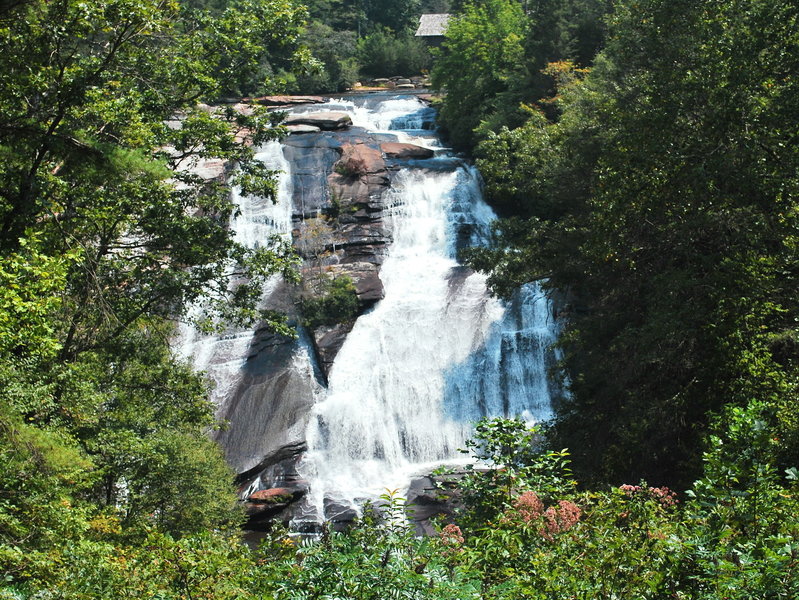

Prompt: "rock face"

[212,111,404,527]
[280,128,395,382]
[407,471,470,536]
[335,142,385,176]
[285,111,353,130]
[381,142,435,159]
[311,322,354,378]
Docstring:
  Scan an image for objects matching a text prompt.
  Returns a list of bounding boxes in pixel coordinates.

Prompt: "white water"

[175,142,299,398]
[297,96,560,516]
[174,96,560,521]
[289,96,441,147]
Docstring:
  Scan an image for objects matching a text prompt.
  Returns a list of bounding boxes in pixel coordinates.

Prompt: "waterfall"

[174,95,561,523]
[294,95,561,517]
[174,141,301,417]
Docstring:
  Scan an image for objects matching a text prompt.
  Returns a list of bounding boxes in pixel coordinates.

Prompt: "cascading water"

[175,95,561,526]
[294,95,561,519]
[175,142,308,423]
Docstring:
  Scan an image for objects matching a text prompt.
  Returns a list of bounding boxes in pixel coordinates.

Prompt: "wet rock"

[249,487,296,503]
[334,143,386,176]
[213,311,319,477]
[407,471,470,536]
[244,486,307,530]
[324,498,359,530]
[396,83,416,90]
[381,142,435,159]
[285,111,352,130]
[311,322,355,379]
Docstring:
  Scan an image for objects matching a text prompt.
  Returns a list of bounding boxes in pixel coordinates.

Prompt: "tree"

[470,0,799,487]
[0,0,308,590]
[431,0,527,149]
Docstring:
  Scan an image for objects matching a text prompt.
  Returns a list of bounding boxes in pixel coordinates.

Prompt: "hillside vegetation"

[1,0,798,598]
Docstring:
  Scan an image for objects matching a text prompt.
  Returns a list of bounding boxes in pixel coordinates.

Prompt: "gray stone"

[285,111,352,130]
[287,124,321,134]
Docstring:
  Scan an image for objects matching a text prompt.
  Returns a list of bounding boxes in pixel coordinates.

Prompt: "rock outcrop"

[287,124,321,134]
[381,142,435,159]
[285,111,353,130]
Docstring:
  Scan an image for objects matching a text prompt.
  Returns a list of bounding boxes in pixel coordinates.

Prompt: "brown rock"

[312,322,355,378]
[334,143,386,177]
[381,142,435,159]
[248,488,294,503]
[328,262,385,302]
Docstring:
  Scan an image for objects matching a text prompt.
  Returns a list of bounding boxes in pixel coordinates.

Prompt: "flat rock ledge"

[381,142,435,159]
[285,111,352,131]
[286,124,321,134]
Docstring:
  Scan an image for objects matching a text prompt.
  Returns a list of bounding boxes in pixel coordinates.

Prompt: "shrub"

[299,274,360,327]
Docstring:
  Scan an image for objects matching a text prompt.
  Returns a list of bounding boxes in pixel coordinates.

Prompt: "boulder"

[285,111,352,130]
[334,143,386,176]
[381,142,434,159]
[395,78,411,85]
[395,83,415,90]
[407,471,470,536]
[287,124,321,134]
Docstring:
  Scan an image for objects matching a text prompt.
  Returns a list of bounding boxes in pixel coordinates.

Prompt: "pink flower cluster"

[542,500,582,539]
[511,492,582,540]
[515,491,545,522]
[439,523,465,548]
[619,484,678,508]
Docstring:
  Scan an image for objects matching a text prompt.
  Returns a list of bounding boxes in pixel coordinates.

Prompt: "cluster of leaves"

[431,0,610,150]
[0,0,307,593]
[357,27,432,79]
[290,0,434,93]
[299,273,361,327]
[463,0,799,490]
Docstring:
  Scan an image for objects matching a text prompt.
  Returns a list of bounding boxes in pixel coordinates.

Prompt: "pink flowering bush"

[507,491,582,540]
[440,523,465,548]
[619,484,678,509]
[514,491,545,522]
[542,500,582,539]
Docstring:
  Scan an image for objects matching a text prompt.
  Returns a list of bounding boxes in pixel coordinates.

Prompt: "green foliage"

[432,0,609,150]
[300,274,360,327]
[0,0,305,593]
[252,490,479,600]
[363,0,421,33]
[431,0,527,149]
[295,23,360,93]
[457,418,574,528]
[357,28,432,78]
[468,0,799,490]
